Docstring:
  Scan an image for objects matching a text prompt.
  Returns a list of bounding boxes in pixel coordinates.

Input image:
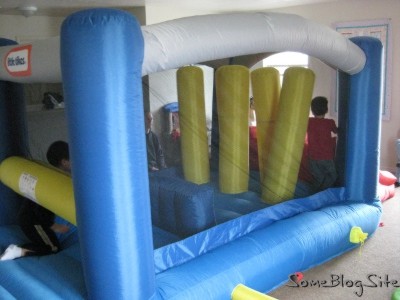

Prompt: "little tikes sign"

[4,45,32,77]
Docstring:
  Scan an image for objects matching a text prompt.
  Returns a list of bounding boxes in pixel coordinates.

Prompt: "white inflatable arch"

[0,12,365,83]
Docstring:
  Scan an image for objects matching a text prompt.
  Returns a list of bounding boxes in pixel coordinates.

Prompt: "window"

[262,51,309,85]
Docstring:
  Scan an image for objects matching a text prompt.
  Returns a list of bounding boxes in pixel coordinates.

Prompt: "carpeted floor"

[269,187,400,300]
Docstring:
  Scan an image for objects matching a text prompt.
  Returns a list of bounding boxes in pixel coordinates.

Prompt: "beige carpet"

[269,187,400,300]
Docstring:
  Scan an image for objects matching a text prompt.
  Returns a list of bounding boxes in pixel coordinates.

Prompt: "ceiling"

[0,0,344,17]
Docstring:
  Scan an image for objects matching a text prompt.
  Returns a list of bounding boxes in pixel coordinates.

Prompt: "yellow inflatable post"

[177,66,210,184]
[0,156,76,225]
[231,284,278,300]
[251,67,280,182]
[262,67,315,204]
[216,65,249,194]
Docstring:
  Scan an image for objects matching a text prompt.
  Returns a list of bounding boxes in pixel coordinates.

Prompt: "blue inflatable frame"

[0,9,383,299]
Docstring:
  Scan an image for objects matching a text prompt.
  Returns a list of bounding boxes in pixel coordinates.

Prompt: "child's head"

[46,140,71,173]
[311,96,328,117]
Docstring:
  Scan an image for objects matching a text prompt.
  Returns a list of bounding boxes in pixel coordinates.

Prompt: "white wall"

[269,0,400,173]
[0,8,146,42]
[0,15,63,41]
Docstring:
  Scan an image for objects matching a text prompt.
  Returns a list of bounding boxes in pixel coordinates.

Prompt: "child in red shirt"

[307,96,338,191]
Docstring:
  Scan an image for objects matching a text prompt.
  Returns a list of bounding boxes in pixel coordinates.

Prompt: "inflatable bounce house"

[0,9,383,299]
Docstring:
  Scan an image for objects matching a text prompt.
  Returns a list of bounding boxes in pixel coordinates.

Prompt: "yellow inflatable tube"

[231,284,278,300]
[0,156,76,225]
[177,66,210,184]
[262,67,315,204]
[251,67,280,182]
[216,65,249,194]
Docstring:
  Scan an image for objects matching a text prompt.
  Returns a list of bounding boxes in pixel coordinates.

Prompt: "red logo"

[4,44,32,77]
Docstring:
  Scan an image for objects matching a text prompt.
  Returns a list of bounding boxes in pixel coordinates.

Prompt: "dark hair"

[311,96,328,116]
[46,141,69,167]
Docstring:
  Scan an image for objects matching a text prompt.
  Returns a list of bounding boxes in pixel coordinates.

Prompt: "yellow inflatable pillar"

[232,284,278,300]
[216,65,249,194]
[0,156,76,225]
[177,66,210,184]
[251,67,280,182]
[262,67,315,204]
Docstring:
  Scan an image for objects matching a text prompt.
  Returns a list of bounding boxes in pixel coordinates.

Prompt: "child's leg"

[20,221,60,256]
[0,244,23,261]
[309,159,337,191]
[308,159,325,191]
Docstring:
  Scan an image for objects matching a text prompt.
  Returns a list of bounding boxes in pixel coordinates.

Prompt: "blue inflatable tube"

[345,37,383,202]
[60,9,155,299]
[154,196,381,299]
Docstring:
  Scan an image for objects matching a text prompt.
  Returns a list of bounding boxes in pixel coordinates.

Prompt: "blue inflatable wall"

[0,38,28,226]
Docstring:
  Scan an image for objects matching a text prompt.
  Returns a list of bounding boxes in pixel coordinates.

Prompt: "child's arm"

[332,119,338,134]
[51,223,70,233]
